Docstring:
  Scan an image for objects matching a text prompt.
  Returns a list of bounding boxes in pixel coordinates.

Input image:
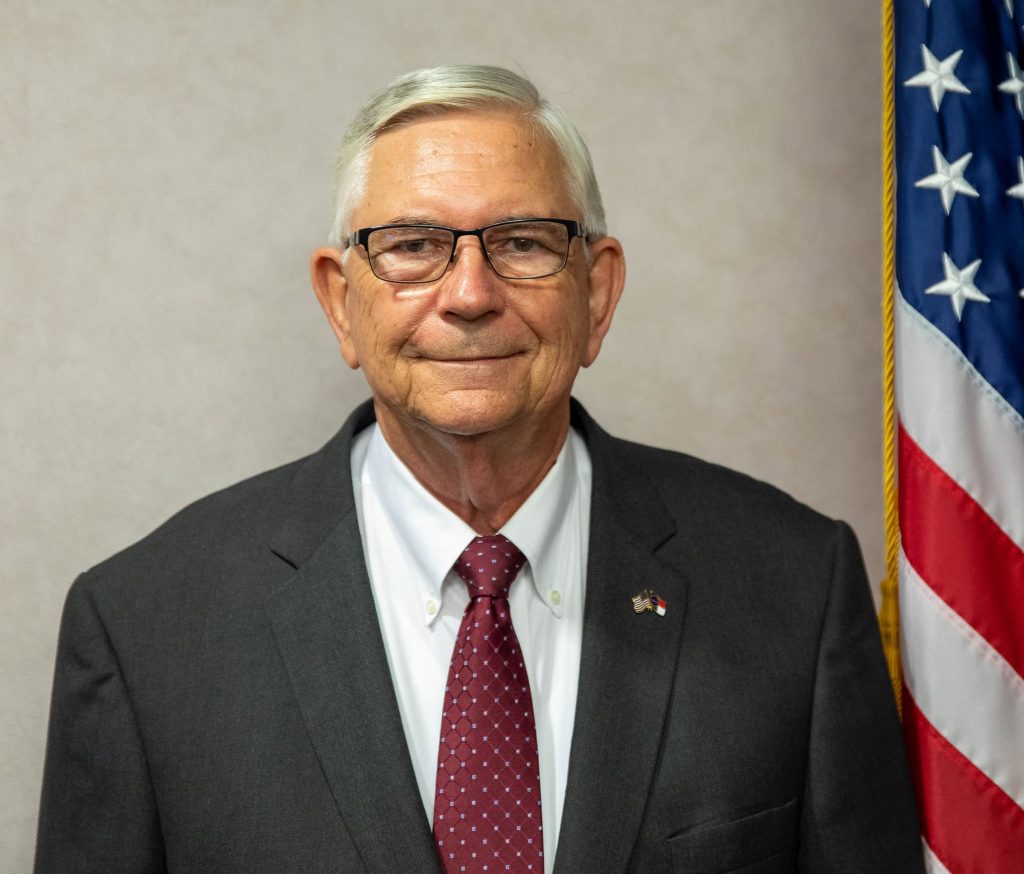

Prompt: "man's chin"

[373,383,571,445]
[410,394,524,438]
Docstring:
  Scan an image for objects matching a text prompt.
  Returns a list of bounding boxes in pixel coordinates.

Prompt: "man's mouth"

[420,350,523,363]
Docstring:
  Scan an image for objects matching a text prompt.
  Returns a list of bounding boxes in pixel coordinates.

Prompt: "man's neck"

[373,402,570,535]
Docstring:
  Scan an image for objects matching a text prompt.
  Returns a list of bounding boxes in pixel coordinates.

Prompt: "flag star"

[1006,0,1014,16]
[925,253,990,320]
[905,46,971,111]
[999,53,1024,118]
[915,146,979,213]
[1009,157,1024,201]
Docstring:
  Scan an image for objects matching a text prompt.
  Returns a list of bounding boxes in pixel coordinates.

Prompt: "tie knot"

[453,534,526,599]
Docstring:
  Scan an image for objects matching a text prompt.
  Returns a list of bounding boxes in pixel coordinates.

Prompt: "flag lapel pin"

[631,589,667,616]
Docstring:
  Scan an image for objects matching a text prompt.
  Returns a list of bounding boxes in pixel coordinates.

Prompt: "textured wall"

[1,1,882,869]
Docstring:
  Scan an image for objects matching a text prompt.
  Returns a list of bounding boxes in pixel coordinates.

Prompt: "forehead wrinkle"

[375,113,540,174]
[371,111,552,182]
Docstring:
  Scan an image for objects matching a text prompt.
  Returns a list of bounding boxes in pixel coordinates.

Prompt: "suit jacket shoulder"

[611,431,837,539]
[74,401,374,615]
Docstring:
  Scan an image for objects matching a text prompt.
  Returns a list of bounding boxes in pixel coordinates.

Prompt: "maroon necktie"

[433,534,544,872]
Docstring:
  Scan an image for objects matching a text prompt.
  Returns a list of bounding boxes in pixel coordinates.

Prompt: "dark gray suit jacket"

[36,400,923,873]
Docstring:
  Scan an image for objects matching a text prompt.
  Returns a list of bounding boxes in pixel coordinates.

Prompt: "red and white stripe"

[895,292,1024,872]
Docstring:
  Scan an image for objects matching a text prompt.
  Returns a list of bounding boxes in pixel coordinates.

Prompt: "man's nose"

[434,237,505,319]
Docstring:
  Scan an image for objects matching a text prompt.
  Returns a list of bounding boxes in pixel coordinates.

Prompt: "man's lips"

[419,351,524,363]
[432,355,515,362]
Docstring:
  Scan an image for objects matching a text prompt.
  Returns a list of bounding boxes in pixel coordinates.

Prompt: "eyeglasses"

[345,218,587,283]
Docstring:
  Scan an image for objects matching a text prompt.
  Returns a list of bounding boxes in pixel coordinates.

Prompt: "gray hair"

[329,65,607,245]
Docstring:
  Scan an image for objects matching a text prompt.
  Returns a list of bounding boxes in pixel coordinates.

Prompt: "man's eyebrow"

[383,215,441,226]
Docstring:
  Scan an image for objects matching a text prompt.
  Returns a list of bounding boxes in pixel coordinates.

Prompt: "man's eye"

[376,236,446,257]
[493,236,549,255]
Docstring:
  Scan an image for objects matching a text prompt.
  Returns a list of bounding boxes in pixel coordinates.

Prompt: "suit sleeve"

[35,574,166,873]
[797,521,924,873]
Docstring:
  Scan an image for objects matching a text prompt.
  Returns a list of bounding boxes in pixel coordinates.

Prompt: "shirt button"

[549,590,562,606]
[425,599,438,616]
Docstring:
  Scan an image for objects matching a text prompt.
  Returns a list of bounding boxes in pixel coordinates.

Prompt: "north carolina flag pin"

[631,589,667,616]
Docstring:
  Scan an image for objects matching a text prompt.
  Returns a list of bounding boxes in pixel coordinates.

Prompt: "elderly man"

[36,66,923,873]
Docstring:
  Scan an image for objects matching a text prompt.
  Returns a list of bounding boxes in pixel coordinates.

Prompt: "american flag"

[890,1,1024,871]
[630,590,666,616]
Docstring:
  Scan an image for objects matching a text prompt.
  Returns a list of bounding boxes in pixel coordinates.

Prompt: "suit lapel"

[264,403,442,874]
[554,404,690,873]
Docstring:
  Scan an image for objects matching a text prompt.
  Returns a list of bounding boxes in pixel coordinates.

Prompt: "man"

[36,66,923,873]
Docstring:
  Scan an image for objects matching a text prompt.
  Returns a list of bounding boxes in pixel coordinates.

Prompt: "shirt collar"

[362,425,579,624]
[362,426,475,625]
[500,432,579,619]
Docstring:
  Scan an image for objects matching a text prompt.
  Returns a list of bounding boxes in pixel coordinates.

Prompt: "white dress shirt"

[351,422,591,871]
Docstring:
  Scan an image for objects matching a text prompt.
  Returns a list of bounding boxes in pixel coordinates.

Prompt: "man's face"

[313,109,623,442]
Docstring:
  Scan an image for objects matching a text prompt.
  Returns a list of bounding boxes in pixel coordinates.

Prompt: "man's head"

[311,66,625,450]
[327,65,607,246]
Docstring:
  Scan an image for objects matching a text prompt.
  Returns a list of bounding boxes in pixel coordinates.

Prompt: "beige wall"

[1,1,883,868]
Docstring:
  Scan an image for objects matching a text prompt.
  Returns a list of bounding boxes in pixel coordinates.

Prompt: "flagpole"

[879,0,902,716]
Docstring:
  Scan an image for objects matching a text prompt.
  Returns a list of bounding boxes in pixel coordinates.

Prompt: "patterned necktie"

[433,534,544,873]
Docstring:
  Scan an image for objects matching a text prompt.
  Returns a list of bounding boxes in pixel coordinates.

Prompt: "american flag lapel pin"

[631,589,667,616]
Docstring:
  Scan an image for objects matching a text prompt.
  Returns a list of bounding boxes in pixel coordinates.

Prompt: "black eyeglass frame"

[344,218,589,283]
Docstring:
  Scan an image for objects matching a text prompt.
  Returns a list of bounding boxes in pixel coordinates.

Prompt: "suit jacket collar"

[264,399,688,873]
[268,400,374,569]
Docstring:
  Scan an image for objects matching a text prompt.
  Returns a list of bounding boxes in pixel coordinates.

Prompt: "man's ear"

[310,247,360,370]
[582,235,626,367]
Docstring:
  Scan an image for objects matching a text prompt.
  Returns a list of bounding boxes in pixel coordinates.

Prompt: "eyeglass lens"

[366,221,571,282]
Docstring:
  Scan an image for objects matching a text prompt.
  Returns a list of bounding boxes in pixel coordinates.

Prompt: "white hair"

[328,65,607,245]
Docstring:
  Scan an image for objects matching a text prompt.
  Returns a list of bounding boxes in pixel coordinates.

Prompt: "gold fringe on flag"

[879,0,903,716]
